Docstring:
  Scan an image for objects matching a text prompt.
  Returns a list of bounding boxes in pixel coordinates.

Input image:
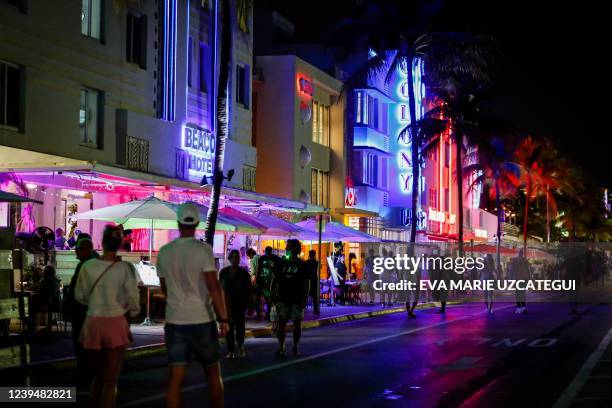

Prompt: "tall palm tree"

[205,0,236,245]
[513,136,565,252]
[420,35,500,255]
[205,0,253,245]
[334,0,439,246]
[464,135,520,269]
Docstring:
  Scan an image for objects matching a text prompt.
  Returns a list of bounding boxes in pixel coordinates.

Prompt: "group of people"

[62,202,314,407]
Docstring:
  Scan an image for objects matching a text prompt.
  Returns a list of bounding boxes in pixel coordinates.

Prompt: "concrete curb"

[29,300,461,372]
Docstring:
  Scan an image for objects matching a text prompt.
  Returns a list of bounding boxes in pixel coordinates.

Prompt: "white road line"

[121,305,511,407]
[553,326,612,408]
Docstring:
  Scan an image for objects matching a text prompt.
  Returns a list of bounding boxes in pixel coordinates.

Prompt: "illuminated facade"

[253,55,345,212]
[347,52,493,243]
[0,0,256,190]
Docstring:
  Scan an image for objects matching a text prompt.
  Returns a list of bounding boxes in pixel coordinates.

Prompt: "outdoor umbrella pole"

[315,215,322,315]
[142,219,154,326]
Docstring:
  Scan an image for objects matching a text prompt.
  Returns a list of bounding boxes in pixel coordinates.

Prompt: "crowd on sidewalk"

[55,201,608,408]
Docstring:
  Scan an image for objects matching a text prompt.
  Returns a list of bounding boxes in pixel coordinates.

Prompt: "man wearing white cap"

[157,202,229,408]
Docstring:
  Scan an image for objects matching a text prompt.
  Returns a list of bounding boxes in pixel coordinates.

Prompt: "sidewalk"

[28,302,416,369]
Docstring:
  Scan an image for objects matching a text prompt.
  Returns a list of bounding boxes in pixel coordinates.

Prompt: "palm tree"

[334,0,439,246]
[420,35,500,255]
[204,0,234,245]
[336,1,498,248]
[513,136,567,252]
[464,135,520,269]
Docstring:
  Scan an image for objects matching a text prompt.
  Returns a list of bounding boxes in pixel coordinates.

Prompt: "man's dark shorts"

[165,322,220,367]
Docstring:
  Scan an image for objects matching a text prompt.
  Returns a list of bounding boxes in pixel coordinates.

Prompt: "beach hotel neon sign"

[181,124,215,181]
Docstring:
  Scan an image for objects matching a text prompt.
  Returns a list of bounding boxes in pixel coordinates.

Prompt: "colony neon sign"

[395,59,425,194]
[181,125,215,181]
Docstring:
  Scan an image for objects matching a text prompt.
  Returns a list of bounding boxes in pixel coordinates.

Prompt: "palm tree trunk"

[407,57,419,244]
[205,0,231,246]
[522,181,530,253]
[546,185,550,243]
[495,175,502,272]
[455,132,464,255]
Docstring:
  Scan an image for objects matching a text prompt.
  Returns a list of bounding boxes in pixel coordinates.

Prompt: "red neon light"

[297,75,314,97]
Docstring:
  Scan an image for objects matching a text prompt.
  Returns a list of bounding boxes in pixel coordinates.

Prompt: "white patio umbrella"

[297,220,380,243]
[75,196,178,259]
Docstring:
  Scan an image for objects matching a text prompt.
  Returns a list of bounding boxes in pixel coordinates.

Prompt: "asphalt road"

[24,300,612,407]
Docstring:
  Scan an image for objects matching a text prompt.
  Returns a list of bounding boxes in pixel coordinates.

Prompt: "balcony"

[353,126,390,153]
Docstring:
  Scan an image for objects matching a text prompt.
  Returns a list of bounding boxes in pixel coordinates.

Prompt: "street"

[27,300,612,407]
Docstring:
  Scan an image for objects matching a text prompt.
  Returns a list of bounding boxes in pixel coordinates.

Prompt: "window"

[235,64,249,108]
[380,157,388,190]
[200,43,209,93]
[369,96,378,129]
[126,12,147,69]
[0,60,21,129]
[444,141,450,167]
[242,165,256,191]
[79,88,101,147]
[363,153,377,186]
[444,188,450,212]
[355,91,362,123]
[312,101,330,146]
[81,0,102,40]
[311,168,329,207]
[429,188,437,207]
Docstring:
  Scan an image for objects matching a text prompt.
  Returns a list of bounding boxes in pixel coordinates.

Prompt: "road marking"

[553,326,612,408]
[121,305,511,407]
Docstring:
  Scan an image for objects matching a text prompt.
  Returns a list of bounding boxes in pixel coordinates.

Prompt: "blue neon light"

[162,0,177,121]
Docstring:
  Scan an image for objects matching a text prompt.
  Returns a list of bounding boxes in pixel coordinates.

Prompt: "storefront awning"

[0,146,92,172]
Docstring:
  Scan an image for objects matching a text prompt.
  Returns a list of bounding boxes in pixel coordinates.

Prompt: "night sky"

[258,0,609,186]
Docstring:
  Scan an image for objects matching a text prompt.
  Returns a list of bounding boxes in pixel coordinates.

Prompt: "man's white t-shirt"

[156,237,217,325]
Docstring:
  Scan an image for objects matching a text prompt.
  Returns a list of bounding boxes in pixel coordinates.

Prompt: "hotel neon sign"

[395,58,425,195]
[181,125,215,181]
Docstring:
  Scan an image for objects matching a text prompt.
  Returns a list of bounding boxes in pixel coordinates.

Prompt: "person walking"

[75,226,140,408]
[219,250,252,359]
[270,239,310,357]
[156,202,229,408]
[257,246,280,320]
[363,249,376,304]
[305,250,319,314]
[246,248,261,319]
[64,236,98,391]
[405,247,421,319]
[480,254,497,313]
[508,248,530,314]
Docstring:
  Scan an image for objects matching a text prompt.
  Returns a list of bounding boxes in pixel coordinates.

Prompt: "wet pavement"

[19,298,612,407]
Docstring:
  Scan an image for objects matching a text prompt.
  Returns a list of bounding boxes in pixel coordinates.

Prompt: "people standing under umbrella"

[219,250,253,359]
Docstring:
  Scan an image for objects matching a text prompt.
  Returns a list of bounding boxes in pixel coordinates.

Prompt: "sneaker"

[238,346,246,358]
[515,307,521,314]
[275,348,286,358]
[225,352,235,359]
[292,346,301,356]
[521,307,527,314]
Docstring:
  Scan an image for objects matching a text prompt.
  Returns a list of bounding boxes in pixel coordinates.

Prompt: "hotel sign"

[297,75,314,97]
[181,125,215,181]
[474,228,488,239]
